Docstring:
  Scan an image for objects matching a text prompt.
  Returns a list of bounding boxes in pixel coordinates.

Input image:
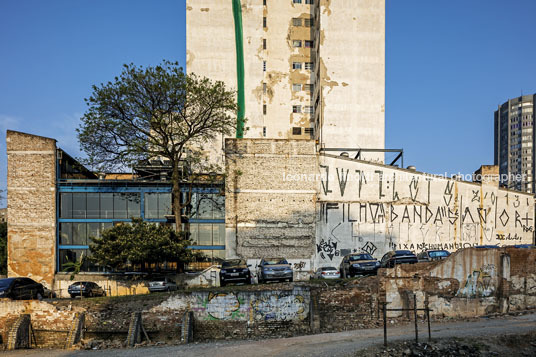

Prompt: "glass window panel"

[72,193,86,219]
[196,193,213,219]
[87,222,101,242]
[189,223,199,244]
[100,193,114,219]
[145,193,158,219]
[213,224,225,245]
[198,224,212,245]
[72,223,87,245]
[158,193,172,219]
[101,222,113,233]
[213,194,225,219]
[59,249,79,271]
[127,193,141,218]
[86,193,100,219]
[213,249,226,260]
[60,193,72,218]
[59,222,72,245]
[114,193,128,219]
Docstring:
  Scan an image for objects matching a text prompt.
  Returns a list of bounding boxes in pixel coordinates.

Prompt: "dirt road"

[4,313,536,356]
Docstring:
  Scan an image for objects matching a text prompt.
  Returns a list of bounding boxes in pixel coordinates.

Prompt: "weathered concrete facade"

[225,139,535,272]
[6,131,57,287]
[187,0,385,161]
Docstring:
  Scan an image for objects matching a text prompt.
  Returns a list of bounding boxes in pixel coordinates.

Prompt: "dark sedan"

[380,250,418,268]
[257,258,293,283]
[340,253,380,278]
[219,259,251,286]
[0,277,45,300]
[417,249,451,262]
[68,281,106,298]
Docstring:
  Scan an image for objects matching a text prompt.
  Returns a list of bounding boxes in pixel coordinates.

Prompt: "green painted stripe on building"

[232,0,245,139]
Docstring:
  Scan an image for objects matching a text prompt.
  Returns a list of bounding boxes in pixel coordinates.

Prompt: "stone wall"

[225,139,317,259]
[6,130,57,288]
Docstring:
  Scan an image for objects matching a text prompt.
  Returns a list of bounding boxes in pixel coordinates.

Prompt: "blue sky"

[1,0,535,206]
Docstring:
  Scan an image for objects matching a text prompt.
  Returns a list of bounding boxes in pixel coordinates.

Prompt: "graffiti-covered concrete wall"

[225,139,534,274]
[315,154,535,268]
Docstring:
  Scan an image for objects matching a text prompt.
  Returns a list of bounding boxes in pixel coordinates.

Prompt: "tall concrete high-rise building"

[186,0,385,162]
[494,94,536,193]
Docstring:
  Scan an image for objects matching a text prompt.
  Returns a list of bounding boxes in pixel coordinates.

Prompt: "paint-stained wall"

[187,0,385,158]
[315,154,534,268]
[316,0,385,161]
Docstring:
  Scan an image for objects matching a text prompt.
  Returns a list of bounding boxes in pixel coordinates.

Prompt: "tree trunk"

[172,160,182,232]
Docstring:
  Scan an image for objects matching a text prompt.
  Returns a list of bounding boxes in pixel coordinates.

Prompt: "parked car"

[417,249,451,262]
[220,259,251,286]
[68,281,106,298]
[148,277,178,293]
[380,250,418,268]
[340,253,380,278]
[0,277,45,300]
[311,266,340,279]
[257,258,293,283]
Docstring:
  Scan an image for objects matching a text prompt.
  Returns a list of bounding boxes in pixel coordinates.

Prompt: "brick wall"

[6,130,57,287]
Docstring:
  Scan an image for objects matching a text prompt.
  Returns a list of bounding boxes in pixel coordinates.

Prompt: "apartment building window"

[292,105,301,113]
[293,40,302,47]
[263,82,267,94]
[263,104,267,115]
[292,62,302,70]
[263,0,266,5]
[293,18,302,26]
[305,40,314,48]
[263,61,266,71]
[293,0,302,3]
[304,18,313,27]
[305,0,314,4]
[304,106,314,114]
[263,127,266,137]
[303,84,314,92]
[304,127,314,137]
[263,17,267,28]
[304,62,313,70]
[263,38,267,49]
[292,83,302,91]
[292,127,302,135]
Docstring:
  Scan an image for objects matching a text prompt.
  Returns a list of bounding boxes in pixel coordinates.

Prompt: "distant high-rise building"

[494,94,536,193]
[186,0,385,162]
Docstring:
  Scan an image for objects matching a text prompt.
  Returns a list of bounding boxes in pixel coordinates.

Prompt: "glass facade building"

[56,154,225,272]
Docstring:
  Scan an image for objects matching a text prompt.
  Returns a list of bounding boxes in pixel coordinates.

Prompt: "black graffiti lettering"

[410,177,419,201]
[499,209,509,227]
[513,195,520,208]
[402,206,411,222]
[413,205,422,223]
[448,208,459,225]
[477,207,488,224]
[471,190,480,203]
[336,168,350,197]
[443,181,454,206]
[390,204,398,222]
[325,202,339,223]
[355,170,366,198]
[348,203,357,222]
[375,170,385,199]
[425,206,434,224]
[434,207,443,224]
[462,207,475,223]
[362,241,377,255]
[359,203,367,223]
[320,165,332,195]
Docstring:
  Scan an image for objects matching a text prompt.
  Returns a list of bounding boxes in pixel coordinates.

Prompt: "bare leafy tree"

[77,60,237,229]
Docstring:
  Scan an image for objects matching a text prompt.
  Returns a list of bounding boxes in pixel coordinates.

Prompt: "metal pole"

[425,300,431,341]
[413,294,418,343]
[383,302,387,346]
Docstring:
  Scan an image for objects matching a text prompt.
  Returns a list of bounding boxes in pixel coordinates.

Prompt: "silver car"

[257,258,293,283]
[148,277,178,293]
[312,266,340,279]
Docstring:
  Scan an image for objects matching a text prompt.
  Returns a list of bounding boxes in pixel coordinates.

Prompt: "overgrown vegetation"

[0,222,7,275]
